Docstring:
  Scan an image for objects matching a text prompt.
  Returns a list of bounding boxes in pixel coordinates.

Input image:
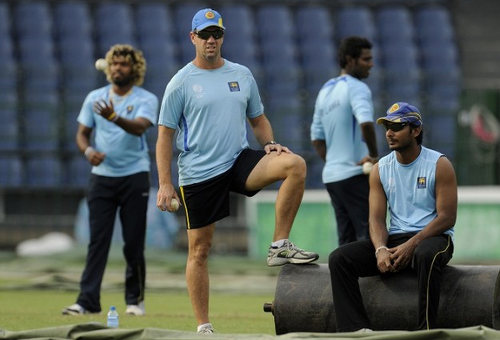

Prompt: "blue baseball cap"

[192,8,225,32]
[376,102,423,126]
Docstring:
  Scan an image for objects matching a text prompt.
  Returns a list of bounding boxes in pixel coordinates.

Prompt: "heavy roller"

[264,263,500,335]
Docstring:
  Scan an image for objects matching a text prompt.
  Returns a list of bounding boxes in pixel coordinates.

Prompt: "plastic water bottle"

[107,306,119,328]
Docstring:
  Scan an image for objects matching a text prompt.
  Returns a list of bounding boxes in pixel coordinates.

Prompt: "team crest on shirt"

[127,106,133,113]
[228,81,240,92]
[192,84,204,98]
[417,177,426,189]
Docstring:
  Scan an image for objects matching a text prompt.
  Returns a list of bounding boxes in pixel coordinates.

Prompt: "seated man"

[329,102,457,331]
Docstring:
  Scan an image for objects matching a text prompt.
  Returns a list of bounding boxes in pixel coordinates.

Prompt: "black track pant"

[329,233,453,331]
[77,172,149,313]
[325,174,370,245]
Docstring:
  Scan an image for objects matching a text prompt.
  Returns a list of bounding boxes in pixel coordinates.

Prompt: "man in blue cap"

[155,8,318,334]
[328,102,457,331]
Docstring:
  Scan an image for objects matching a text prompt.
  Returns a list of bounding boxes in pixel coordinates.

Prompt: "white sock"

[197,323,213,332]
[271,239,288,248]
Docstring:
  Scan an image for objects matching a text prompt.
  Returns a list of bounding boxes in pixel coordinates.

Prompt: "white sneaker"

[126,301,145,316]
[267,240,319,266]
[355,328,373,332]
[62,303,91,315]
[197,323,215,334]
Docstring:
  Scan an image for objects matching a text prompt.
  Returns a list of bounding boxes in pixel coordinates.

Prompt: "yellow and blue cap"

[192,8,225,32]
[376,102,423,126]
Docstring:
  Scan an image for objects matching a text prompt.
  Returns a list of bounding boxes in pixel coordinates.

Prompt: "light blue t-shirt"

[158,60,264,186]
[310,74,374,183]
[378,146,454,237]
[77,85,158,177]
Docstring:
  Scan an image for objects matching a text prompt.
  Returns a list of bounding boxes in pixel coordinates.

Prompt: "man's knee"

[413,244,444,268]
[285,154,306,178]
[188,231,213,264]
[188,243,211,266]
[328,247,346,272]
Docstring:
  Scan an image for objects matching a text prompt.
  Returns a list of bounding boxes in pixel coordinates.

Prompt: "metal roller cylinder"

[264,263,500,335]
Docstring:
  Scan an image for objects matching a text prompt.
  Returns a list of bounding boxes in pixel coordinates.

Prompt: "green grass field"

[0,247,280,334]
[0,290,276,333]
[3,248,500,340]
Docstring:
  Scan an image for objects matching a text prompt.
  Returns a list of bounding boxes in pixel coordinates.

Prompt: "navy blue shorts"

[180,148,266,229]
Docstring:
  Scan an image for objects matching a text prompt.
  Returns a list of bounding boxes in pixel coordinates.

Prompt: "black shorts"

[179,148,266,229]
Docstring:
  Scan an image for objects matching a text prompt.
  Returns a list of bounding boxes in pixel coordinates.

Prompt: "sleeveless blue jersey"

[378,146,454,237]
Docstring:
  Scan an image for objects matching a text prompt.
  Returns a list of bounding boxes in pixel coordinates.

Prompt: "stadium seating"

[54,1,97,108]
[219,4,261,77]
[66,155,91,188]
[414,5,454,43]
[53,1,92,40]
[295,5,334,43]
[381,42,421,107]
[414,5,460,113]
[139,37,179,98]
[22,91,60,151]
[364,68,384,113]
[268,96,307,152]
[0,116,19,151]
[256,4,294,40]
[0,155,23,187]
[425,114,457,160]
[0,7,16,97]
[305,158,324,189]
[296,6,337,102]
[0,33,14,59]
[335,7,376,41]
[18,38,60,93]
[0,2,10,36]
[13,1,52,40]
[257,5,301,112]
[57,37,97,92]
[301,41,339,101]
[0,40,17,94]
[95,2,136,56]
[25,155,64,187]
[219,4,255,39]
[0,0,461,188]
[136,2,179,92]
[0,91,19,150]
[136,3,173,39]
[174,2,208,64]
[376,6,415,45]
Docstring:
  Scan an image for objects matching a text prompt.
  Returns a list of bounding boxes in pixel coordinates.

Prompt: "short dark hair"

[411,125,424,145]
[338,36,372,68]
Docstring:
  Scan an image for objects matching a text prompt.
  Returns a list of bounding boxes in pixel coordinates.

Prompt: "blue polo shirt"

[158,59,264,186]
[310,75,374,183]
[77,85,158,177]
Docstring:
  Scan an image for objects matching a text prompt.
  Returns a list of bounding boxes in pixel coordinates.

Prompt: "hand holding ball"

[362,162,373,175]
[95,58,107,72]
[170,198,180,211]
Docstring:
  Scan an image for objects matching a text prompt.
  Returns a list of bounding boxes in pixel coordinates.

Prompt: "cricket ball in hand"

[95,58,108,71]
[171,198,180,211]
[362,161,373,175]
